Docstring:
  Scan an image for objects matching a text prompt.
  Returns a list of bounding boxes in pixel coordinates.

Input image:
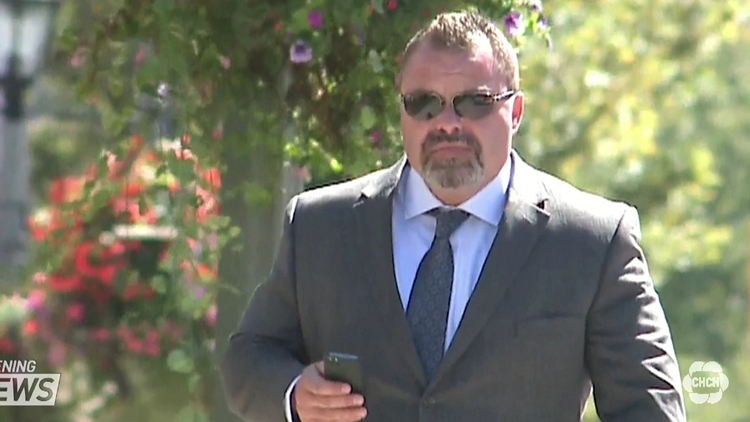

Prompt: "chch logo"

[682,361,729,404]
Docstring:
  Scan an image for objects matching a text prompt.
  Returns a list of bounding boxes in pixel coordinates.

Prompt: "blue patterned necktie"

[406,208,470,381]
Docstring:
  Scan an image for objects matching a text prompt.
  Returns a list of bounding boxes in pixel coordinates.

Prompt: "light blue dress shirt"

[284,158,513,421]
[392,160,512,350]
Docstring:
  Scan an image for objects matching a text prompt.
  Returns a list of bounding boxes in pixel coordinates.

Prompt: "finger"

[307,393,365,410]
[305,373,352,396]
[301,405,368,422]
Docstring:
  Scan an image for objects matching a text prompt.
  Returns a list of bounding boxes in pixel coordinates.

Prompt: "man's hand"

[292,361,367,422]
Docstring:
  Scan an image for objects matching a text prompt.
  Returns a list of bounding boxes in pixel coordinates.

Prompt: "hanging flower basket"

[22,135,220,399]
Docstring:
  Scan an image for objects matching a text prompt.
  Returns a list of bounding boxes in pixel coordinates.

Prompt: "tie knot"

[429,208,470,239]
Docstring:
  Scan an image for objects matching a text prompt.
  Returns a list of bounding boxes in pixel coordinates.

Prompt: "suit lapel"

[430,152,551,388]
[353,156,428,386]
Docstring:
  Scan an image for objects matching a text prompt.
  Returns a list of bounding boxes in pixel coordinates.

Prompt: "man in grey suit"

[220,10,687,422]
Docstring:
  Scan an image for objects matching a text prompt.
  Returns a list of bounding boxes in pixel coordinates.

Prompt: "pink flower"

[144,330,161,356]
[146,329,160,344]
[91,328,111,341]
[66,302,85,322]
[33,272,47,284]
[295,166,311,183]
[69,47,87,69]
[48,342,67,366]
[164,322,183,341]
[220,55,231,69]
[134,46,147,66]
[191,285,206,300]
[126,338,144,353]
[205,304,217,327]
[206,233,218,250]
[117,326,133,341]
[145,343,160,357]
[26,290,46,312]
[308,10,323,29]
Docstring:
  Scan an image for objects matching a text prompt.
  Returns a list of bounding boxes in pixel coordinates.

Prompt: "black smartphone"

[324,352,364,396]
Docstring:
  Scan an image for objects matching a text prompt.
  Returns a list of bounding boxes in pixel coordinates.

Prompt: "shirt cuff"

[284,374,303,422]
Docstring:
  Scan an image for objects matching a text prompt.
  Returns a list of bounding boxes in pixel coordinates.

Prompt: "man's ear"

[511,92,524,133]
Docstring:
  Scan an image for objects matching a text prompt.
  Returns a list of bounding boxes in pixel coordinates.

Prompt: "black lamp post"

[0,0,61,283]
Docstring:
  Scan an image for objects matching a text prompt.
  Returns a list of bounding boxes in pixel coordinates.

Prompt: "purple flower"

[371,130,381,145]
[191,285,206,300]
[353,26,365,46]
[537,15,548,30]
[502,12,525,37]
[26,290,45,313]
[290,40,313,63]
[308,10,323,29]
[529,0,543,12]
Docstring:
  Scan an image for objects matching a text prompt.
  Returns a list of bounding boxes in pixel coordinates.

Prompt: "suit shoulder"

[535,170,635,238]
[292,167,389,213]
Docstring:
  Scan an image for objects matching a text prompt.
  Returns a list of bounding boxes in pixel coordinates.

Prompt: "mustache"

[422,131,480,152]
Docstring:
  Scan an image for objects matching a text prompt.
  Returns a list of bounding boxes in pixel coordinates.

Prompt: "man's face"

[398,37,523,200]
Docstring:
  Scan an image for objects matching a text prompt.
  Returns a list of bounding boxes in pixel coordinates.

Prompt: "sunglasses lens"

[403,94,443,120]
[454,93,496,119]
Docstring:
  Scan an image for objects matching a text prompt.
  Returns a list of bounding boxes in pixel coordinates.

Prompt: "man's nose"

[432,103,462,134]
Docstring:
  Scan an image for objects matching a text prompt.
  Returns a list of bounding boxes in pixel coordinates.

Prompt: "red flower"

[122,284,140,300]
[203,168,221,190]
[131,134,144,148]
[48,274,82,292]
[122,284,155,300]
[0,336,16,354]
[196,263,215,281]
[112,198,157,224]
[74,242,103,278]
[122,183,144,197]
[28,217,48,242]
[48,177,85,204]
[98,265,121,285]
[23,320,39,336]
[88,286,112,304]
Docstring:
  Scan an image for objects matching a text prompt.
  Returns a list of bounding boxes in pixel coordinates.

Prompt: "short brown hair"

[396,11,520,91]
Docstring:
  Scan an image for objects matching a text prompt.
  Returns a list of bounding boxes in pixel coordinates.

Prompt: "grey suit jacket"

[220,151,687,422]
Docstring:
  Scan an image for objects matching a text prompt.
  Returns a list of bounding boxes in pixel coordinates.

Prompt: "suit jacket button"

[423,397,436,406]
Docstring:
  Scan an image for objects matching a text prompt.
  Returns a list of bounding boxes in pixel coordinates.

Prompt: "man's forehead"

[412,35,494,64]
[400,42,499,92]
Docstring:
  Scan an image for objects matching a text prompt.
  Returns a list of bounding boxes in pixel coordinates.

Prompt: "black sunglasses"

[400,90,516,121]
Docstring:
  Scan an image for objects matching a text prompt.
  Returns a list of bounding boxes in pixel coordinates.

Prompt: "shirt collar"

[398,156,513,227]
